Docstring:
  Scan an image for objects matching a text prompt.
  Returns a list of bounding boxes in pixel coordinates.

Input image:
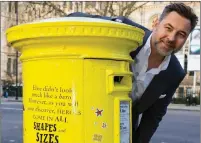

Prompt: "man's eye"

[165,27,171,31]
[178,33,186,38]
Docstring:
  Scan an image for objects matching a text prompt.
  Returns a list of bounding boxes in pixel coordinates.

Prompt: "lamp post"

[15,2,18,100]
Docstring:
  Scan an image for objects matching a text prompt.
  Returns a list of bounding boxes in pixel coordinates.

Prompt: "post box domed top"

[6,17,144,46]
[6,17,145,62]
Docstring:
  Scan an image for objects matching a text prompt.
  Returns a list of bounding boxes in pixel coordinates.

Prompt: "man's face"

[152,11,191,56]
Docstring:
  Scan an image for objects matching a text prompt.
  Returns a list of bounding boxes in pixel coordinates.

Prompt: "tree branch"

[125,2,149,17]
[103,2,110,16]
[108,1,115,16]
[41,8,55,17]
[29,1,67,16]
[44,2,67,16]
[94,8,104,16]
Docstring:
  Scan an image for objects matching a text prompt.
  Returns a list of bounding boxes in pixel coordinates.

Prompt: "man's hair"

[159,3,198,32]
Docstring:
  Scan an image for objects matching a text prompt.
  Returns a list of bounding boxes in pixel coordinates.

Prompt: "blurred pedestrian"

[3,85,9,98]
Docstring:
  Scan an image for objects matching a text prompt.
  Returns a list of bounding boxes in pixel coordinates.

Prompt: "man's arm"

[67,12,112,20]
[133,74,185,143]
[66,12,149,31]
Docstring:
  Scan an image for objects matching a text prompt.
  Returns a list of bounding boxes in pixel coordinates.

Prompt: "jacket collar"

[130,30,152,59]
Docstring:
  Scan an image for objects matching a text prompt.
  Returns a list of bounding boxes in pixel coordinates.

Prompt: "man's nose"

[168,32,176,42]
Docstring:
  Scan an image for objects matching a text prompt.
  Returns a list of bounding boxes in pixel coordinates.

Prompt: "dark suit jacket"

[67,12,186,143]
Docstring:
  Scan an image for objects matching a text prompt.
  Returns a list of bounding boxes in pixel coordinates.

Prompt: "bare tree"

[93,2,149,17]
[6,1,199,24]
[14,1,149,24]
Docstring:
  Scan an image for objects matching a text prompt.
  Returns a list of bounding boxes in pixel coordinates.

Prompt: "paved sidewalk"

[1,96,22,102]
[168,103,200,112]
[1,96,200,111]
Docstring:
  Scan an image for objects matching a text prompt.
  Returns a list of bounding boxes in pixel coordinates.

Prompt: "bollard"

[6,17,144,143]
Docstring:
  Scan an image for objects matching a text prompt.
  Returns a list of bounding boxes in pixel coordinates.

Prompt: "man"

[67,3,198,143]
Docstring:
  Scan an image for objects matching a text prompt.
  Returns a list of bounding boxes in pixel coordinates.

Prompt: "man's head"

[151,3,198,57]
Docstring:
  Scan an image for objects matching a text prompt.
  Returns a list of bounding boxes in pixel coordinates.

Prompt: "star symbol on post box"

[95,109,103,116]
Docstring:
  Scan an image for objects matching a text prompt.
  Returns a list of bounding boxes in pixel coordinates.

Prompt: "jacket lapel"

[136,70,168,113]
[136,54,186,113]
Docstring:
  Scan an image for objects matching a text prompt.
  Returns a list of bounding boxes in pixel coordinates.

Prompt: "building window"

[186,87,192,96]
[189,71,194,76]
[178,87,184,98]
[7,58,11,76]
[13,59,17,75]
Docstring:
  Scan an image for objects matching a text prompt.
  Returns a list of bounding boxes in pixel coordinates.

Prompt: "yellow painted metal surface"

[6,17,144,143]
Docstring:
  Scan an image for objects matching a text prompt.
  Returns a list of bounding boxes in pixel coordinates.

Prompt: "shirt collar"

[159,55,171,71]
[144,33,152,52]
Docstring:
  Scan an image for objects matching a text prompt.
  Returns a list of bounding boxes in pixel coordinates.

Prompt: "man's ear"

[152,18,159,30]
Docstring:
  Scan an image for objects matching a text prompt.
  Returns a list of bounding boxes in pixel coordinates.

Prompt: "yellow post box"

[6,17,144,143]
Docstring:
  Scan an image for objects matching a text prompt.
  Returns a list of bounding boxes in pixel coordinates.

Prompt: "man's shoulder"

[67,12,112,20]
[115,16,150,32]
[67,12,150,32]
[169,55,186,76]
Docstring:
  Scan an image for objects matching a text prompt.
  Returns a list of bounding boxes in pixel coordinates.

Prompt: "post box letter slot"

[107,70,133,94]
